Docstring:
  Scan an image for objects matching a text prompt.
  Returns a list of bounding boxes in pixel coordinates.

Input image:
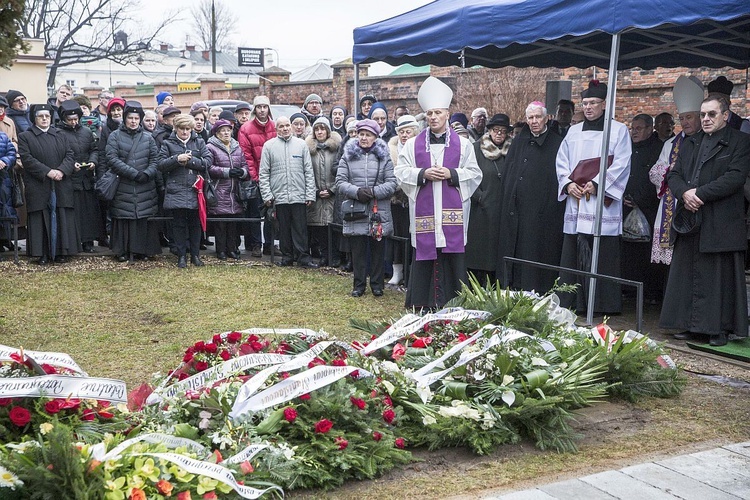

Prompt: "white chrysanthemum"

[0,465,23,490]
[380,361,401,373]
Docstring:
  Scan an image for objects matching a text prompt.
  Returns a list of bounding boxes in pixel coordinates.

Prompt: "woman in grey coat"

[335,119,398,297]
[158,113,211,268]
[105,101,161,261]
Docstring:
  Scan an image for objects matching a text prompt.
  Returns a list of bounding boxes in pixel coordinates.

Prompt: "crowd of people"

[1,74,749,346]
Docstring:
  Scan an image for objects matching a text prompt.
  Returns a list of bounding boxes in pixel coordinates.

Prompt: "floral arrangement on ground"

[0,279,685,499]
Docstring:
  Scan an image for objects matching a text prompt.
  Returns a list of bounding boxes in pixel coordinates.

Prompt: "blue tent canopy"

[353,0,750,69]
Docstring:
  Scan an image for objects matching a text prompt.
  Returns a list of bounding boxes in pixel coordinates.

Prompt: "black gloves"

[135,172,148,183]
[356,188,374,203]
[229,167,245,178]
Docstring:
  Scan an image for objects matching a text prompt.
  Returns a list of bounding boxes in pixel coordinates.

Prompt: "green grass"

[0,261,404,386]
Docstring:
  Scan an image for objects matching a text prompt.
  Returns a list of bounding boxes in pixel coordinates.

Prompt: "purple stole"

[413,128,464,261]
[657,133,684,247]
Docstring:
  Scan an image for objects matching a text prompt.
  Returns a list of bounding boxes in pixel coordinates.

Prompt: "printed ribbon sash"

[0,344,87,375]
[413,127,465,260]
[0,375,127,403]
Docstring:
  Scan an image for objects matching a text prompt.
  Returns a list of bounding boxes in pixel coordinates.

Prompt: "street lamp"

[174,63,186,81]
[264,47,279,68]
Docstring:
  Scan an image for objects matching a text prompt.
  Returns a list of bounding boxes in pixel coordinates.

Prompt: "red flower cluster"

[382,409,396,424]
[350,397,366,410]
[334,436,348,450]
[283,407,297,423]
[314,419,333,434]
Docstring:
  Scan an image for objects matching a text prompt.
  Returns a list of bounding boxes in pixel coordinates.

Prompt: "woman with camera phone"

[335,119,398,297]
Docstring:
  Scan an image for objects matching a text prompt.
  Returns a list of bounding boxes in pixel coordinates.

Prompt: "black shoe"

[227,251,241,260]
[319,259,329,267]
[263,245,282,256]
[97,237,110,247]
[300,261,319,269]
[709,333,728,347]
[159,235,171,248]
[116,255,128,263]
[177,256,187,268]
[342,262,353,272]
[216,252,227,260]
[202,238,214,247]
[37,256,49,265]
[372,289,383,297]
[673,331,696,340]
[82,242,95,253]
[136,254,149,262]
[275,260,293,267]
[199,243,207,250]
[191,255,204,267]
[251,246,262,258]
[54,255,67,264]
[351,290,364,297]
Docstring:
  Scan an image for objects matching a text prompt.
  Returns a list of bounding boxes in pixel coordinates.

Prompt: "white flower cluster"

[437,400,496,429]
[0,465,23,490]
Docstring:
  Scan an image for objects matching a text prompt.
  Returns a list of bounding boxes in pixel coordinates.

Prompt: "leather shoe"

[251,246,262,258]
[227,251,241,260]
[342,262,353,272]
[673,331,696,340]
[82,242,95,253]
[372,289,383,297]
[54,255,67,264]
[351,290,364,297]
[116,255,128,263]
[216,252,228,260]
[37,256,49,265]
[264,245,282,256]
[177,256,187,268]
[301,261,319,269]
[709,333,728,347]
[191,255,205,267]
[97,237,110,247]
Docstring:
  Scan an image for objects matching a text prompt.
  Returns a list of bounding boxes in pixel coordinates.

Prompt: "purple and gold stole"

[413,128,464,261]
[657,133,684,248]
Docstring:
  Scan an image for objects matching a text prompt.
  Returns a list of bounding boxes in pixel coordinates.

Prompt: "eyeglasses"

[490,128,508,135]
[700,111,723,119]
[581,99,604,107]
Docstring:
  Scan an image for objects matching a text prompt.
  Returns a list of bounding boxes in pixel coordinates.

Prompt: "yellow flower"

[196,476,219,494]
[39,422,54,435]
[168,464,195,483]
[132,457,160,482]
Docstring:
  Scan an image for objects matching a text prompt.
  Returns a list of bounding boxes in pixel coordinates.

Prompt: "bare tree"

[189,0,237,52]
[19,0,172,88]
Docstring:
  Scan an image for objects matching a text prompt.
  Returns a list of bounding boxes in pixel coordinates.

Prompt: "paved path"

[483,442,750,500]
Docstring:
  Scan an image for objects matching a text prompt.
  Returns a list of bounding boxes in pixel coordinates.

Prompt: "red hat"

[107,97,126,114]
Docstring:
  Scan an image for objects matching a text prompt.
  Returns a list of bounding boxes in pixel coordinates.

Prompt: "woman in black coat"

[158,113,211,267]
[95,97,125,247]
[18,103,79,264]
[58,101,101,253]
[105,101,161,262]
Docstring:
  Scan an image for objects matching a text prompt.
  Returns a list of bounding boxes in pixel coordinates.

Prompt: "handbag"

[342,199,369,221]
[622,206,651,242]
[10,169,24,208]
[204,177,218,208]
[237,180,259,201]
[94,170,120,201]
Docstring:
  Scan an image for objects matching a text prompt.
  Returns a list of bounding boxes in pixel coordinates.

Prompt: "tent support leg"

[586,32,621,326]
[354,64,360,118]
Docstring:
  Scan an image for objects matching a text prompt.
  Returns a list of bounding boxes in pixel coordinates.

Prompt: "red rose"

[212,334,224,345]
[9,406,31,426]
[183,351,194,363]
[178,372,189,380]
[383,409,396,424]
[334,436,348,450]
[383,396,393,408]
[250,340,264,352]
[202,493,218,500]
[193,341,206,353]
[307,357,325,368]
[283,407,297,423]
[226,332,242,344]
[45,399,63,414]
[395,437,406,449]
[219,350,231,361]
[204,343,218,354]
[246,334,259,343]
[41,363,57,374]
[392,343,406,361]
[372,431,383,441]
[195,361,209,372]
[331,358,346,367]
[350,397,366,410]
[82,408,96,421]
[0,398,12,407]
[314,419,333,434]
[412,336,432,348]
[299,393,311,401]
[350,370,360,379]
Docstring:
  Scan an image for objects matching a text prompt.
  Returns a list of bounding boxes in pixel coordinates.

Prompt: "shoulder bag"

[342,157,381,222]
[95,132,141,201]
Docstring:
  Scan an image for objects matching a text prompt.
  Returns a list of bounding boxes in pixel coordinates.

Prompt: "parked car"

[203,99,300,120]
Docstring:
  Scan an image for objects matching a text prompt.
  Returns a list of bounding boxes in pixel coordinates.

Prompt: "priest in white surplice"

[556,80,632,314]
[395,77,482,310]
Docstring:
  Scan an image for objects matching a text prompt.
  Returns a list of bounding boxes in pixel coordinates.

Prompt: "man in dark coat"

[466,113,512,285]
[621,114,663,302]
[5,90,32,134]
[660,95,750,346]
[497,102,564,293]
[18,103,79,264]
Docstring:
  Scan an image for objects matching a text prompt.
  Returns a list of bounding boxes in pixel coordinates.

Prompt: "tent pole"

[354,64,360,119]
[586,32,621,326]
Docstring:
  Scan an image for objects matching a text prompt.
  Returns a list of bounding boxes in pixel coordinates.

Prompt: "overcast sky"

[137,0,432,74]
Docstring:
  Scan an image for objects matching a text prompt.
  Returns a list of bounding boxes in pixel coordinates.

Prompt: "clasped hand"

[567,181,596,200]
[46,169,63,181]
[424,166,450,182]
[682,188,703,212]
[178,152,192,165]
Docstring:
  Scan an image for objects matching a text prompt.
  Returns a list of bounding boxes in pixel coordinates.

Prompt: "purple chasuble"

[413,127,464,260]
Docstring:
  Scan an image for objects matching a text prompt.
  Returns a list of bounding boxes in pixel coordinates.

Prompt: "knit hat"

[486,113,511,129]
[234,101,251,113]
[219,110,236,122]
[210,119,233,136]
[359,94,377,107]
[123,100,145,118]
[471,107,488,119]
[0,96,7,108]
[189,101,208,113]
[5,90,24,105]
[107,97,126,113]
[251,95,272,119]
[155,91,172,105]
[59,100,83,119]
[312,116,331,131]
[290,112,308,125]
[161,106,181,118]
[395,115,419,131]
[707,76,733,97]
[303,94,322,108]
[346,120,359,133]
[368,102,388,118]
[418,76,453,111]
[450,112,469,128]
[581,80,607,100]
[356,118,380,136]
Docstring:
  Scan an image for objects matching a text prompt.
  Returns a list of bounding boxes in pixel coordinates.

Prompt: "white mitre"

[673,76,704,114]
[418,76,453,111]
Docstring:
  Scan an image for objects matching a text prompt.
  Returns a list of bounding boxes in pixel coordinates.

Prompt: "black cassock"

[496,128,564,294]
